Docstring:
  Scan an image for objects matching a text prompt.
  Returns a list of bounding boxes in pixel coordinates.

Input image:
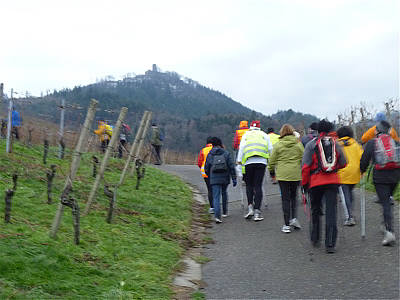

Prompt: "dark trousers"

[310,184,338,248]
[152,144,162,165]
[204,177,213,208]
[375,183,397,232]
[12,127,19,140]
[341,184,355,218]
[244,163,266,210]
[118,140,127,158]
[279,181,299,225]
[101,139,109,153]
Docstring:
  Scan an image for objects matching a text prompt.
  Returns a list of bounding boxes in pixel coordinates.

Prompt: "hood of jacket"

[209,147,225,156]
[279,135,299,147]
[338,136,356,147]
[239,120,248,128]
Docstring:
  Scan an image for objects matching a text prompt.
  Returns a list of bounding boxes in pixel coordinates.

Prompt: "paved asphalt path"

[158,165,399,299]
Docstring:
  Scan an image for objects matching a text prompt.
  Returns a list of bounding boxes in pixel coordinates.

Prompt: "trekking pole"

[360,177,366,239]
[301,187,310,221]
[338,186,349,221]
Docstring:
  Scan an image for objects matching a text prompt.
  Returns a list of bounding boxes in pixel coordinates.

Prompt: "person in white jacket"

[236,120,273,221]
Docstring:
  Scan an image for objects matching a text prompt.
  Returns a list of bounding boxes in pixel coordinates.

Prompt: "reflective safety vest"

[200,145,213,178]
[241,130,269,164]
[266,133,280,158]
[236,128,248,144]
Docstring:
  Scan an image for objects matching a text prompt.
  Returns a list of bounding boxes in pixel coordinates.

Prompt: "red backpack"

[374,134,400,170]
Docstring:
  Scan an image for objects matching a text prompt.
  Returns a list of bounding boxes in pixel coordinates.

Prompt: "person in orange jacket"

[198,136,214,213]
[361,112,399,144]
[233,120,249,150]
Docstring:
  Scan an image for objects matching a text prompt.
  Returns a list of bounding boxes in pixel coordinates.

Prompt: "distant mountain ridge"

[14,65,319,153]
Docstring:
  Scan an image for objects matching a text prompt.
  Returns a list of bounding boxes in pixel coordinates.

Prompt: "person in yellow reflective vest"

[197,137,214,213]
[267,127,280,184]
[236,120,273,221]
[94,120,112,153]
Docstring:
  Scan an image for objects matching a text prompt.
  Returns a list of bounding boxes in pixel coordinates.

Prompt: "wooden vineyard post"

[4,174,18,223]
[46,165,57,204]
[50,99,98,239]
[6,89,13,153]
[83,107,128,215]
[59,99,65,159]
[129,111,152,176]
[118,111,149,186]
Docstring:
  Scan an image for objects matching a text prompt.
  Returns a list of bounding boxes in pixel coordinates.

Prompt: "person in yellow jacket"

[94,120,112,153]
[361,112,399,144]
[267,127,280,184]
[197,137,214,213]
[337,126,363,226]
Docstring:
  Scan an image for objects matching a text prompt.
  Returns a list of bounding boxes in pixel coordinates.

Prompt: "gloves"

[232,178,237,187]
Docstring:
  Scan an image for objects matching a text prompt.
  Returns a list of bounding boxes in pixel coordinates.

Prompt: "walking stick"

[360,177,366,239]
[301,187,310,221]
[338,186,349,221]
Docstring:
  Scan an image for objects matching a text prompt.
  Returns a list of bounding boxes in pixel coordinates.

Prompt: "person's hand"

[232,178,237,187]
[302,184,309,193]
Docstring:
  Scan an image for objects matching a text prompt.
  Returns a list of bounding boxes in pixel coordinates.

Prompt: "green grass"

[192,256,211,264]
[0,139,192,299]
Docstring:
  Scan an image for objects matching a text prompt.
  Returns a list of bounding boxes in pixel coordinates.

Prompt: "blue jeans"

[341,184,355,218]
[212,184,228,219]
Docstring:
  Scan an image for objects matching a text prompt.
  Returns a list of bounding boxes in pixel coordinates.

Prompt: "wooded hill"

[12,66,319,153]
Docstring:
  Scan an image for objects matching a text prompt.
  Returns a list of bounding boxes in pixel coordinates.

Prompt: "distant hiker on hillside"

[301,122,319,147]
[267,127,280,184]
[118,123,131,158]
[151,123,163,165]
[360,120,400,246]
[237,120,273,221]
[205,137,237,223]
[361,112,399,144]
[302,120,347,253]
[11,108,21,140]
[337,126,363,226]
[268,124,304,233]
[94,120,112,153]
[198,136,214,213]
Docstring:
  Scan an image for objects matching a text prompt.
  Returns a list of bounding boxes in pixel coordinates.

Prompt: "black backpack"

[211,153,228,173]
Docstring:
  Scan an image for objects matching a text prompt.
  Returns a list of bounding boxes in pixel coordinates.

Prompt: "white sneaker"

[281,225,291,233]
[208,208,214,214]
[244,204,254,219]
[289,218,301,229]
[222,214,228,218]
[215,218,222,224]
[382,231,396,246]
[254,209,264,222]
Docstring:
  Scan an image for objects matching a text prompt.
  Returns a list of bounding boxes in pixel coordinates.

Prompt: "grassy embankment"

[0,139,193,299]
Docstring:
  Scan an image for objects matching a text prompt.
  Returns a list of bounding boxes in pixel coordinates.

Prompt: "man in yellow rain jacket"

[94,120,112,153]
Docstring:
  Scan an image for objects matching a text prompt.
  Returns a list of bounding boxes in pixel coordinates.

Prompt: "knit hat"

[374,112,387,122]
[376,121,390,134]
[250,120,260,129]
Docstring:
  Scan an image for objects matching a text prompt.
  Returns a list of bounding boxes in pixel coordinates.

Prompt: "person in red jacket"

[198,136,214,213]
[302,120,347,253]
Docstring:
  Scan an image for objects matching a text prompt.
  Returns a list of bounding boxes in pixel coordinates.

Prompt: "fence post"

[59,99,65,159]
[118,111,149,186]
[83,107,128,215]
[129,111,152,176]
[6,89,13,153]
[50,99,98,239]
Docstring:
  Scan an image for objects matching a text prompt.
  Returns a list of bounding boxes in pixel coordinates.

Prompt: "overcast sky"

[1,0,398,120]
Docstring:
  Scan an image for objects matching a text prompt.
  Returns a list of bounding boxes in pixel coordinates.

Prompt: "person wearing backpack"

[198,136,214,214]
[360,120,400,246]
[268,124,304,233]
[301,122,319,147]
[337,126,363,226]
[205,137,237,223]
[237,120,273,221]
[302,120,347,253]
[361,112,400,144]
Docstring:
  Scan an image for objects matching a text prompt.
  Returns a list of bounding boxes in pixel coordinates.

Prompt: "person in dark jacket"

[302,120,347,253]
[205,137,237,223]
[301,122,318,147]
[360,120,400,246]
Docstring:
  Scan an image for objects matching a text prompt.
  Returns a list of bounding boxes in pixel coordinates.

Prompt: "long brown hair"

[279,124,295,138]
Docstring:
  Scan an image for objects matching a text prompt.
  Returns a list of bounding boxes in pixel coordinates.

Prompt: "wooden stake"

[84,107,128,215]
[50,99,98,239]
[46,165,57,204]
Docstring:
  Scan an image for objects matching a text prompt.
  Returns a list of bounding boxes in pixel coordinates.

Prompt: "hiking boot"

[344,219,352,226]
[254,209,264,222]
[222,214,229,218]
[208,208,214,214]
[382,231,396,246]
[215,218,222,224]
[281,225,291,233]
[289,218,301,229]
[349,217,356,226]
[244,204,254,219]
[326,246,336,254]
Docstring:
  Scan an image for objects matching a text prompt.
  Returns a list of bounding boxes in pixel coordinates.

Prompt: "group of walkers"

[198,113,399,254]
